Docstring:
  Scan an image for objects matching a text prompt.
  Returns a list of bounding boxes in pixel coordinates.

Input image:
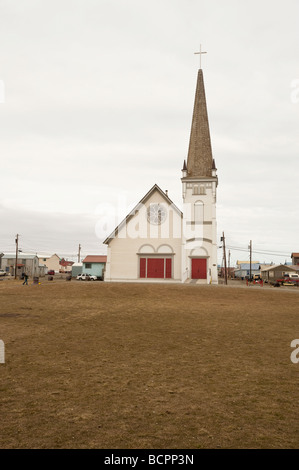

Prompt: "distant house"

[82,256,107,279]
[234,263,261,279]
[72,262,83,278]
[1,253,40,277]
[59,258,74,273]
[38,254,61,273]
[261,264,297,282]
[291,253,299,265]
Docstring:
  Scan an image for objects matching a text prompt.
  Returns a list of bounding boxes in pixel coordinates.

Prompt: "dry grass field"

[1,278,299,449]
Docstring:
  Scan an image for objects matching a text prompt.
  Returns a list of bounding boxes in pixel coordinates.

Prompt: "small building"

[291,253,299,265]
[261,264,297,282]
[1,253,40,277]
[38,265,48,277]
[234,263,261,279]
[59,258,74,273]
[82,256,107,279]
[72,262,83,278]
[38,254,61,273]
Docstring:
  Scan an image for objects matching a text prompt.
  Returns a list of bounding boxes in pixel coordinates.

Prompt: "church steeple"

[181,66,218,285]
[186,69,214,178]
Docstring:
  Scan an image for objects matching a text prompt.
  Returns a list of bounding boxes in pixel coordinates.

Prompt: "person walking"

[22,273,29,285]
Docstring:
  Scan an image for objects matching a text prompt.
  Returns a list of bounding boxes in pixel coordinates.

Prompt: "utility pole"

[249,240,252,281]
[15,234,19,279]
[221,232,228,285]
[78,244,81,263]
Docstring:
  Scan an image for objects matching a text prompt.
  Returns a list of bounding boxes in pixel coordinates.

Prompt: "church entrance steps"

[184,278,209,285]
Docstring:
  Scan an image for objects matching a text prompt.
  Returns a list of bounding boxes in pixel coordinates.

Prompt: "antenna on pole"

[221,232,228,285]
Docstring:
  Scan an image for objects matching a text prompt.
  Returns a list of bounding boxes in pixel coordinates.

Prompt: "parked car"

[276,273,299,286]
[47,270,55,275]
[76,273,97,281]
[0,269,6,277]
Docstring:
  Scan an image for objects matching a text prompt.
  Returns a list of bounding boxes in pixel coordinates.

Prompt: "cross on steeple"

[194,45,207,69]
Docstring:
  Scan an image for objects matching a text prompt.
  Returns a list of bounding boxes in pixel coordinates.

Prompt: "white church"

[104,68,218,284]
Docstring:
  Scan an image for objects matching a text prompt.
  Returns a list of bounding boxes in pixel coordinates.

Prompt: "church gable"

[104,185,183,282]
[104,184,182,245]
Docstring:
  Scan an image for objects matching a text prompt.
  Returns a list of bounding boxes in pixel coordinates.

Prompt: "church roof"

[103,184,182,245]
[186,69,214,178]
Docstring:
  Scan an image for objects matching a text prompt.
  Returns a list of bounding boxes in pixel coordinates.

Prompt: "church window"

[199,185,206,195]
[147,204,167,225]
[193,185,199,195]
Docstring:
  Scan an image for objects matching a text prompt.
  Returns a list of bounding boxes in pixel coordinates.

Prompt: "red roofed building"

[82,255,107,279]
[59,258,74,273]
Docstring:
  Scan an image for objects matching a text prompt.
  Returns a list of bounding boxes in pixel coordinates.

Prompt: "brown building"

[261,264,297,282]
[291,253,299,265]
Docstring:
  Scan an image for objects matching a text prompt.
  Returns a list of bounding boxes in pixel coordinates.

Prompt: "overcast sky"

[0,0,298,265]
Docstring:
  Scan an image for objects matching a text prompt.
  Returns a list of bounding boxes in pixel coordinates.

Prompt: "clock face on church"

[147,204,167,225]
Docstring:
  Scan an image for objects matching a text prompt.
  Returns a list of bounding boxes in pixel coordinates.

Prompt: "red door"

[165,259,172,279]
[140,258,146,278]
[139,258,173,279]
[192,259,207,280]
[147,259,165,278]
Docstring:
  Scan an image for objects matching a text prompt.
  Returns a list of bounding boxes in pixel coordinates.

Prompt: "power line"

[226,244,290,254]
[226,245,290,258]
